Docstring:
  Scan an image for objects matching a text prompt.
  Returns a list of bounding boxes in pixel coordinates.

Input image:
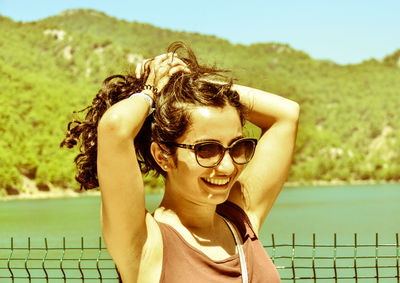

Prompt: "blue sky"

[1,0,399,64]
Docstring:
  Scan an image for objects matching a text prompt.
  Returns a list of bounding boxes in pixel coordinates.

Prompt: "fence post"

[271,233,276,263]
[78,237,84,282]
[312,233,316,282]
[96,236,103,282]
[42,238,49,282]
[7,237,14,281]
[375,233,379,283]
[333,233,337,283]
[291,233,296,282]
[354,233,358,282]
[24,237,31,282]
[60,237,66,282]
[396,233,399,283]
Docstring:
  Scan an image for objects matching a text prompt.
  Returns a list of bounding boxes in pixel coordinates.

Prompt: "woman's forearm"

[232,84,300,132]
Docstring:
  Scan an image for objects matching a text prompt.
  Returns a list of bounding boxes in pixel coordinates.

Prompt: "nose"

[215,150,236,174]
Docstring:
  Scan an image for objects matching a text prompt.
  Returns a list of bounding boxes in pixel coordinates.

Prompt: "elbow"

[98,111,131,139]
[98,112,121,132]
[278,102,300,134]
[286,101,300,124]
[293,102,300,121]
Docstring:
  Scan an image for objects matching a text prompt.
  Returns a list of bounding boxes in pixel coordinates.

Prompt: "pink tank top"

[157,201,281,282]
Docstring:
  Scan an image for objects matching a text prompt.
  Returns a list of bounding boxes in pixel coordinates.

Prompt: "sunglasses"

[166,138,257,168]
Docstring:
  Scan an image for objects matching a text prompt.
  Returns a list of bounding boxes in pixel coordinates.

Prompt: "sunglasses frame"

[165,138,258,168]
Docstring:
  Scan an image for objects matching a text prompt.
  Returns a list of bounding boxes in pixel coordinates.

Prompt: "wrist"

[129,93,155,116]
[142,89,154,99]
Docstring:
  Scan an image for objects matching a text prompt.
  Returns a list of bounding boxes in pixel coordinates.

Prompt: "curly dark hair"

[61,41,246,190]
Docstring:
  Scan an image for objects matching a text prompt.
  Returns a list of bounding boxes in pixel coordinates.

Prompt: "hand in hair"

[135,53,190,98]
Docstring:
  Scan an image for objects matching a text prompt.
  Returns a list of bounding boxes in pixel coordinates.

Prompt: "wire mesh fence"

[0,237,119,282]
[265,233,400,282]
[0,233,399,282]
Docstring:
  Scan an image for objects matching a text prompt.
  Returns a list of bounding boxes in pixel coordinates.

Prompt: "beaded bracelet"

[143,84,158,96]
[129,93,155,116]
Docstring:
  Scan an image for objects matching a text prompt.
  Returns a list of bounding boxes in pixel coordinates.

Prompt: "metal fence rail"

[1,233,399,282]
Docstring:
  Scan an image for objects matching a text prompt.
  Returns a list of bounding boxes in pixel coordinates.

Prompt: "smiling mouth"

[201,177,231,186]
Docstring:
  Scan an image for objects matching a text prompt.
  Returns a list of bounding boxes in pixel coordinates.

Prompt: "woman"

[62,42,299,282]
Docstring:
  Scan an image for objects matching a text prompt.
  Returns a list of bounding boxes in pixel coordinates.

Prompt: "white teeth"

[203,177,230,186]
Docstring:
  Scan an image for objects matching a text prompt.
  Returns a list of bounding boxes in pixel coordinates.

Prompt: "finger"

[153,53,171,64]
[166,53,185,65]
[154,54,186,71]
[142,59,152,75]
[135,58,152,79]
[168,65,191,77]
[153,60,187,78]
[167,57,187,67]
[135,63,142,79]
[158,53,183,65]
[148,55,169,73]
[148,54,183,77]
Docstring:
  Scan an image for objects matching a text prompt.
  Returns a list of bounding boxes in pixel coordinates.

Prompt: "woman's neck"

[158,188,219,230]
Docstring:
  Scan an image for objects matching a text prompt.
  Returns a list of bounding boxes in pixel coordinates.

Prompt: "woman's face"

[166,105,244,204]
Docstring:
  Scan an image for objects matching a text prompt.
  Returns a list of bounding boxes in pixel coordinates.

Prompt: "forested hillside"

[1,9,399,196]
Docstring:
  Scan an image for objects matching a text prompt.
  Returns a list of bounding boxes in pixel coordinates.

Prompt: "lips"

[201,177,231,186]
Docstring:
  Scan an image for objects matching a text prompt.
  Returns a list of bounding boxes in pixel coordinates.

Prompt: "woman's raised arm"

[229,84,300,234]
[97,90,152,280]
[97,53,189,281]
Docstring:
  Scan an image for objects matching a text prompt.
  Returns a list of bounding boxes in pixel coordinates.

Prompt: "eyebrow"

[193,135,244,145]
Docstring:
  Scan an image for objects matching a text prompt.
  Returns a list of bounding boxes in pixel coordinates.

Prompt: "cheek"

[174,150,201,175]
[176,148,195,165]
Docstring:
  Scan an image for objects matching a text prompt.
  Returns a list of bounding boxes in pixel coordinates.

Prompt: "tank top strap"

[216,201,257,241]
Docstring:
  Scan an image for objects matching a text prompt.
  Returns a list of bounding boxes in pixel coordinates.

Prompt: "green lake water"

[1,184,399,246]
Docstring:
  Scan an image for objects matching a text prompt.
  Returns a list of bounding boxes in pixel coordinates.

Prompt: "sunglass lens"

[196,143,223,167]
[231,140,256,164]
